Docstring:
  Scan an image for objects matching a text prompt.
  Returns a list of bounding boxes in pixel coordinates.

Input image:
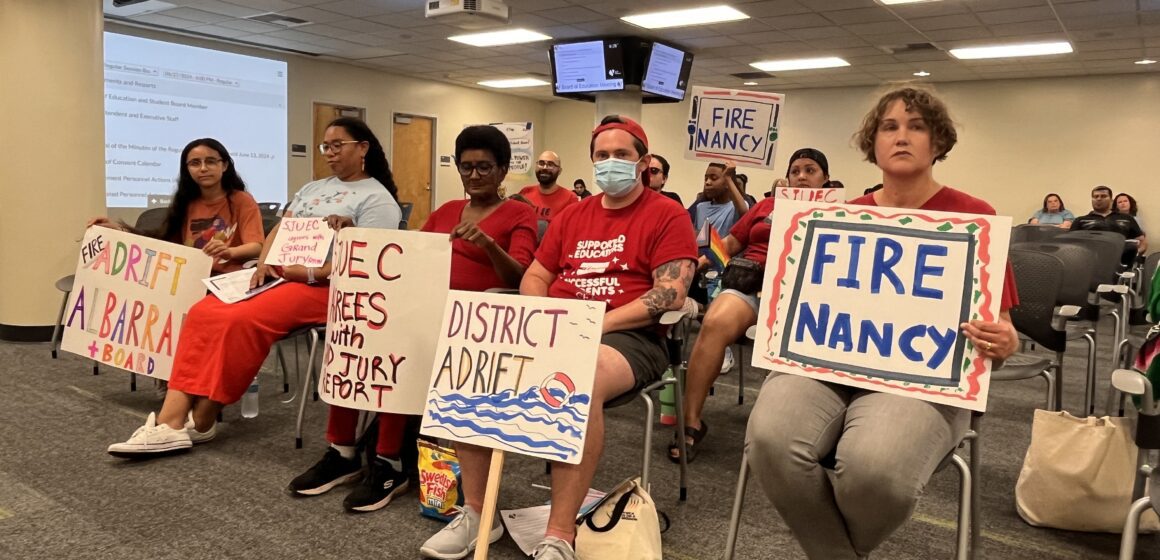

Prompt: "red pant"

[167,283,329,404]
[326,406,411,458]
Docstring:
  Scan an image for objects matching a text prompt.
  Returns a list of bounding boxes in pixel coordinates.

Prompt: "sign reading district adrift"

[420,291,605,465]
[61,227,213,380]
[321,227,450,414]
[753,200,1012,412]
[685,86,784,169]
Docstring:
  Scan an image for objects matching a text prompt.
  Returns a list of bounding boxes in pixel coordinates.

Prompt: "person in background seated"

[88,138,264,275]
[420,115,696,560]
[733,172,759,208]
[1115,193,1143,228]
[671,148,830,463]
[644,154,683,205]
[288,125,536,513]
[519,151,577,222]
[1071,185,1146,259]
[572,178,591,199]
[1029,193,1074,228]
[688,160,751,306]
[764,176,789,198]
[107,117,402,458]
[746,88,1019,560]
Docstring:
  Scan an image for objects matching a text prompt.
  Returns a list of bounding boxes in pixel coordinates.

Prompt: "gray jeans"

[745,373,968,559]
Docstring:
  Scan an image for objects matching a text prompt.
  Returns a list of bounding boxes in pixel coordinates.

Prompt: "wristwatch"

[306,267,317,284]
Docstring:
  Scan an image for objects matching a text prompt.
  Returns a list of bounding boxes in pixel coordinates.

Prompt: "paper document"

[203,268,284,304]
[500,488,605,556]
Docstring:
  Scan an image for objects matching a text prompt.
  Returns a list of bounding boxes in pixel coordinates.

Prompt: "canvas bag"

[575,477,663,560]
[1015,410,1159,533]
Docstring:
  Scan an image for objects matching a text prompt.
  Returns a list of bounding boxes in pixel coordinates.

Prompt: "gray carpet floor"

[1,317,1158,559]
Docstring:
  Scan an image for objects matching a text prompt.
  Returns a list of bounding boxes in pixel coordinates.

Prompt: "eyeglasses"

[318,140,362,154]
[535,160,560,169]
[458,161,497,177]
[186,157,223,169]
[648,167,663,174]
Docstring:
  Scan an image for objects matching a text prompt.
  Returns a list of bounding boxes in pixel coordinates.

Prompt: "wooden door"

[312,103,365,181]
[391,114,434,230]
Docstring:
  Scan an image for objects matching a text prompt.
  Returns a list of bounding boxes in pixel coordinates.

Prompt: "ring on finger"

[984,341,993,351]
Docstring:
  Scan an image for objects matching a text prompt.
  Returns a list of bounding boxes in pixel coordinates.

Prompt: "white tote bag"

[1015,410,1159,533]
[575,477,663,560]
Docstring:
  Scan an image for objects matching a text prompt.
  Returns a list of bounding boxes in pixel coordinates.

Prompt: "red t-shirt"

[851,186,1019,311]
[519,185,578,222]
[421,199,538,292]
[730,196,777,267]
[535,188,698,310]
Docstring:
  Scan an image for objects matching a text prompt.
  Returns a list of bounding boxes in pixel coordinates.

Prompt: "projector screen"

[103,32,288,209]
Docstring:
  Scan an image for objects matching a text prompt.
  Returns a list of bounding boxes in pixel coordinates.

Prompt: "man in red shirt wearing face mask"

[420,116,698,560]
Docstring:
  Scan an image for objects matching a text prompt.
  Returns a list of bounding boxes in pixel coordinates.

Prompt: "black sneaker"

[342,456,410,513]
[286,447,363,496]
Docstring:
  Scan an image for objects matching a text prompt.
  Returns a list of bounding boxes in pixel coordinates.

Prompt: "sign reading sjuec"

[753,201,1012,412]
[685,86,784,170]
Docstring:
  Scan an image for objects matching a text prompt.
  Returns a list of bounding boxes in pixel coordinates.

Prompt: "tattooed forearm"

[641,259,696,318]
[643,287,678,318]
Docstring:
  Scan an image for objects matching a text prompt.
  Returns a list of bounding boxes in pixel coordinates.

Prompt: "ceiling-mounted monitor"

[641,41,694,102]
[549,38,626,100]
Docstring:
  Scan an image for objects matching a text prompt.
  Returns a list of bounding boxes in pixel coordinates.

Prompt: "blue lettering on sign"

[793,302,957,371]
[696,105,765,156]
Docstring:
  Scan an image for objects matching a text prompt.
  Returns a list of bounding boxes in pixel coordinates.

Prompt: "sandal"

[667,421,708,464]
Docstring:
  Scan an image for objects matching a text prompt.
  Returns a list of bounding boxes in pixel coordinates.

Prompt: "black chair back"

[134,207,170,235]
[1009,248,1066,352]
[399,202,414,230]
[1012,225,1066,244]
[1057,231,1125,285]
[257,202,282,217]
[261,214,280,236]
[1013,241,1098,306]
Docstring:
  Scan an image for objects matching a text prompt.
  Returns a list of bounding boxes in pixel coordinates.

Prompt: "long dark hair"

[1115,193,1138,216]
[1042,193,1064,213]
[328,117,398,201]
[159,138,246,242]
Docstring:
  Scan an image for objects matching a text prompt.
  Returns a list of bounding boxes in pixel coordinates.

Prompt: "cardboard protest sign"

[320,228,451,414]
[264,217,334,267]
[62,227,213,380]
[685,86,784,169]
[489,122,533,175]
[420,291,605,464]
[774,185,845,203]
[753,201,1012,412]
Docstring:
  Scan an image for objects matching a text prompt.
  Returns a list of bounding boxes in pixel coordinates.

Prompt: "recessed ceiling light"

[743,81,758,85]
[750,57,850,72]
[949,41,1073,60]
[449,29,551,47]
[477,78,549,88]
[877,0,942,5]
[622,5,749,29]
[913,70,931,77]
[1135,59,1157,65]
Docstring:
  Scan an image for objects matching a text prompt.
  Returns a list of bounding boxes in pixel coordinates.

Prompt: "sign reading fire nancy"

[420,291,604,465]
[753,200,1011,412]
[685,86,784,169]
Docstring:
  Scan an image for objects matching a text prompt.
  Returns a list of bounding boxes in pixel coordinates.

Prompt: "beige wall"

[544,74,1160,234]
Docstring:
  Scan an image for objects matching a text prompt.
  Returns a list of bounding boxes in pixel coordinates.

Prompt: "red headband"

[591,117,649,152]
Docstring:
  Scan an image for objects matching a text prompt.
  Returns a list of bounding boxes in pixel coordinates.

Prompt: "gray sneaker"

[531,537,577,560]
[419,506,504,560]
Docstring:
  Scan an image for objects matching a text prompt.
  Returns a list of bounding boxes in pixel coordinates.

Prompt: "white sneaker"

[419,506,504,560]
[184,412,216,444]
[531,537,577,560]
[107,412,192,458]
[720,346,735,374]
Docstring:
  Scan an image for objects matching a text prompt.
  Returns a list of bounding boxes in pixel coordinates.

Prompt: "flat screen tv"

[549,38,625,100]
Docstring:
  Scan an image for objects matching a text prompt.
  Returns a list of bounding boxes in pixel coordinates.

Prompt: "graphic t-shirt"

[730,197,776,267]
[519,185,578,223]
[286,176,401,228]
[851,186,1019,311]
[421,199,538,292]
[535,188,698,310]
[183,191,265,273]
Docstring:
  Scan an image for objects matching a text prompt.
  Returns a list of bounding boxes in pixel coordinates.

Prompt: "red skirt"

[167,282,329,404]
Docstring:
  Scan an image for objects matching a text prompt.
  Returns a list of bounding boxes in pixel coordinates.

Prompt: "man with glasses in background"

[520,151,577,222]
[644,154,683,206]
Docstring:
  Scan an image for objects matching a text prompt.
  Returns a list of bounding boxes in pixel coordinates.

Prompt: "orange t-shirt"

[518,185,578,223]
[183,191,265,273]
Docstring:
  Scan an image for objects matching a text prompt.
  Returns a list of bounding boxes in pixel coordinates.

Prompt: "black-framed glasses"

[186,157,223,169]
[318,140,362,154]
[458,161,497,177]
[535,160,560,169]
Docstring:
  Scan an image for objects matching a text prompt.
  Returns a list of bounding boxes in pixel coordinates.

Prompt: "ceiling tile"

[821,7,897,26]
[275,6,351,23]
[130,13,201,28]
[733,0,812,18]
[539,6,605,24]
[229,0,299,11]
[179,0,264,18]
[986,20,1065,37]
[314,0,394,18]
[187,23,253,38]
[907,14,983,32]
[762,13,833,29]
[216,18,285,33]
[1053,0,1137,17]
[923,27,994,42]
[973,6,1055,26]
[324,18,394,33]
[843,21,916,36]
[157,7,233,23]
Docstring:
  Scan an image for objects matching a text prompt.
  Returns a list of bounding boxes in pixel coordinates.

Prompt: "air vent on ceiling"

[731,71,774,80]
[882,42,938,54]
[246,13,311,27]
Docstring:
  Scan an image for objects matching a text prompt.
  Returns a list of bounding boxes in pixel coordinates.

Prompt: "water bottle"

[241,377,260,418]
[659,368,677,426]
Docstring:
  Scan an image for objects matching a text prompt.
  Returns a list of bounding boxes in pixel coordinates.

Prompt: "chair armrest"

[1112,369,1155,415]
[1120,271,1137,281]
[1052,305,1083,330]
[1097,283,1130,295]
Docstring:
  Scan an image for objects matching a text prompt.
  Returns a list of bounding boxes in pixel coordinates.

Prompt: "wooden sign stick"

[474,449,507,560]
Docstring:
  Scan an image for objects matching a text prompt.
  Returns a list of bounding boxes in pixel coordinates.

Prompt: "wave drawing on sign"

[425,372,589,461]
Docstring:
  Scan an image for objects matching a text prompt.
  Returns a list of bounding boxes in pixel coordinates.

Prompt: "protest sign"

[774,185,845,203]
[264,217,334,267]
[685,86,784,169]
[489,122,534,175]
[61,227,213,380]
[420,291,605,465]
[753,200,1012,412]
[320,228,450,414]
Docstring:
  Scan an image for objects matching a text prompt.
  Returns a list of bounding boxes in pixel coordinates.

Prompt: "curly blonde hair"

[853,87,957,165]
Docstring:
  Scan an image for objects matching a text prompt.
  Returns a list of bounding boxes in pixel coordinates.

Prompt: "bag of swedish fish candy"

[418,440,463,521]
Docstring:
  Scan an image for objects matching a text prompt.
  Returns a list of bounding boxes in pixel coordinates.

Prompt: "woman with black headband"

[670,148,830,463]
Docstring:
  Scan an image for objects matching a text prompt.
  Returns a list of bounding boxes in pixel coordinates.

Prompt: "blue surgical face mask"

[594,157,640,197]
